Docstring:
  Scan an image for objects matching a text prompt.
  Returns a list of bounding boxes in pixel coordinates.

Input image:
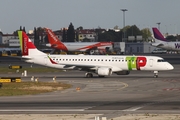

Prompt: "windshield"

[157,59,166,62]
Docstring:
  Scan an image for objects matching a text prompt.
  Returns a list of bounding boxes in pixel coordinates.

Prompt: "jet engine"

[115,71,130,75]
[97,67,112,76]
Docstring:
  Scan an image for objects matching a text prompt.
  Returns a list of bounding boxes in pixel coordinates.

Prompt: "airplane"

[44,28,113,54]
[151,27,180,51]
[18,31,174,78]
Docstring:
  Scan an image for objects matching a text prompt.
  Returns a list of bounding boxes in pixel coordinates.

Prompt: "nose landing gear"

[154,71,158,78]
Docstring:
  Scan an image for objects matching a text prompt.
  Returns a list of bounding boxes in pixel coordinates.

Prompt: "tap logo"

[23,35,28,55]
[126,56,147,70]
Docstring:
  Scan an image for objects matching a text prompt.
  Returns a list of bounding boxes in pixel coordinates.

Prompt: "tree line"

[10,23,180,45]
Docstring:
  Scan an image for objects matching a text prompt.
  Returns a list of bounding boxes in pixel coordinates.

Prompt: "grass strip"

[0,81,71,96]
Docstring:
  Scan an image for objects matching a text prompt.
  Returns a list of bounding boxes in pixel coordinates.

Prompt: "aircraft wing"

[58,63,122,72]
[7,56,32,60]
[151,43,164,47]
[63,63,97,68]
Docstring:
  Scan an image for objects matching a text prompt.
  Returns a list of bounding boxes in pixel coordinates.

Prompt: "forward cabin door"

[149,59,153,67]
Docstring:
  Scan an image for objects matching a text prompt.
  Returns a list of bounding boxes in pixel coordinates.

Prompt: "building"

[125,42,156,54]
[78,29,97,42]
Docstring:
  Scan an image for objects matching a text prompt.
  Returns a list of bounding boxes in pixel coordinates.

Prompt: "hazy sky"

[0,0,180,34]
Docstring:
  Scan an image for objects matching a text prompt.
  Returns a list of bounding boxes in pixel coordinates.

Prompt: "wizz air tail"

[44,28,68,51]
[152,28,167,42]
[18,31,46,57]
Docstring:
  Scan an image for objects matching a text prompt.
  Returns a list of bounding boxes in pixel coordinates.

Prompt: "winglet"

[152,28,167,41]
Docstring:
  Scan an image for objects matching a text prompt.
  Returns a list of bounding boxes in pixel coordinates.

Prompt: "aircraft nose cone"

[168,64,174,70]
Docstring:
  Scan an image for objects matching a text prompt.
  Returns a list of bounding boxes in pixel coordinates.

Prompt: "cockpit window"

[157,59,166,62]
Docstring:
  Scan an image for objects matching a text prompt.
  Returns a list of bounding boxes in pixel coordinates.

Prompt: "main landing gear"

[85,72,93,78]
[85,72,105,78]
[154,71,158,78]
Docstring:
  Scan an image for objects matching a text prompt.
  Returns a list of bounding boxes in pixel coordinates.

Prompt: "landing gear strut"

[154,71,158,78]
[85,72,93,78]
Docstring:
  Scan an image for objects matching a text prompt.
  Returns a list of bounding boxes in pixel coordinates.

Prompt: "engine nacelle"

[115,71,130,75]
[97,67,112,76]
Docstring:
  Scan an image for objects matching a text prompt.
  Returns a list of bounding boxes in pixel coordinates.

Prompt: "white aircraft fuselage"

[152,41,180,51]
[46,42,113,51]
[25,49,173,72]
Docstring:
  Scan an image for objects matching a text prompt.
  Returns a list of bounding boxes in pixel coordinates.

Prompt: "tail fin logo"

[45,28,68,51]
[23,36,28,55]
[18,31,36,56]
[45,28,60,43]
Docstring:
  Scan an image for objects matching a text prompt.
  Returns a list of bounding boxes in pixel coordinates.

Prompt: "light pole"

[156,22,161,30]
[121,9,128,42]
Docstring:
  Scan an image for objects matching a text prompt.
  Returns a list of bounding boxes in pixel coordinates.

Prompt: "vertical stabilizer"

[44,28,68,51]
[152,28,167,42]
[18,31,46,57]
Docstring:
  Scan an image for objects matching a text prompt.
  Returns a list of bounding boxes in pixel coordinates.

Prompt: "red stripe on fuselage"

[77,42,113,51]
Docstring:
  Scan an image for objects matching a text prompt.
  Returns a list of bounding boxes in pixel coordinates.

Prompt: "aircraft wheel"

[85,72,93,78]
[154,74,158,78]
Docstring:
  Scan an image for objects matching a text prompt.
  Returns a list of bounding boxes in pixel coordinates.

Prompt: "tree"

[98,30,121,42]
[141,28,151,42]
[20,26,22,31]
[34,27,37,40]
[62,28,67,42]
[75,31,79,42]
[166,35,177,41]
[23,26,26,33]
[67,23,75,42]
[77,26,83,30]
[126,25,142,37]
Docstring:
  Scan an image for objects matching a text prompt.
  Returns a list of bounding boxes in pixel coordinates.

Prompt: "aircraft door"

[149,59,153,67]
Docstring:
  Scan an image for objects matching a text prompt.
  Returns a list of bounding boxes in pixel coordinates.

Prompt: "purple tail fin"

[152,28,167,41]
